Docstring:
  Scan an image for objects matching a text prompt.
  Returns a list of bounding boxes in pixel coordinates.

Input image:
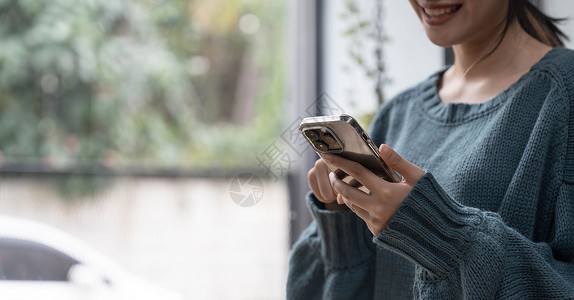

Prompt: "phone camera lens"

[323,133,336,145]
[314,141,328,152]
[322,132,342,150]
[304,130,320,141]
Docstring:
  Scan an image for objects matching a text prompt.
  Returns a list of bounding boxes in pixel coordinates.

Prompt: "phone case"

[299,114,399,193]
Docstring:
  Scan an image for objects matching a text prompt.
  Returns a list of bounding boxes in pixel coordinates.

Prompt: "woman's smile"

[419,3,462,26]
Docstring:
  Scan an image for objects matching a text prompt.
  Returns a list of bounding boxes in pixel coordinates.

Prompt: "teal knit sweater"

[287,47,574,299]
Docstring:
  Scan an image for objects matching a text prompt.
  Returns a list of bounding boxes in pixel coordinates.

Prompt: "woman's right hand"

[308,158,348,211]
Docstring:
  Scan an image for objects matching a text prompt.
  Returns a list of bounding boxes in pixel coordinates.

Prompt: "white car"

[0,215,183,300]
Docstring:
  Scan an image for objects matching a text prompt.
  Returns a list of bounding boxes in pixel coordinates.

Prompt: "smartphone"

[299,114,399,193]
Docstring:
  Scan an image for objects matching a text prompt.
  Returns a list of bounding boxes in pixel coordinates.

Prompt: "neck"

[438,21,552,104]
[451,21,528,78]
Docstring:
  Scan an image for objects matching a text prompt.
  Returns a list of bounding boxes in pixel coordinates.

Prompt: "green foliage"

[0,0,286,173]
[0,0,193,167]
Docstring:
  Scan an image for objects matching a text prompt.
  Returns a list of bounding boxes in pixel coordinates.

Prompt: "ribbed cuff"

[373,172,483,278]
[306,192,375,269]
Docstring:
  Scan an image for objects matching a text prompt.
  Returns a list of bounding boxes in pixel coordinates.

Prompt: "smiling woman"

[287,0,574,299]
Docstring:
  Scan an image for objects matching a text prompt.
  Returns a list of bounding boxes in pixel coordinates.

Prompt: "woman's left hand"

[323,144,425,236]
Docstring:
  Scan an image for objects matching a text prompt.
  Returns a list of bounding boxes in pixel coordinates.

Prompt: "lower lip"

[422,7,460,26]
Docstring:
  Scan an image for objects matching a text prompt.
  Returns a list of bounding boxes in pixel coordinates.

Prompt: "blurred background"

[0,0,573,299]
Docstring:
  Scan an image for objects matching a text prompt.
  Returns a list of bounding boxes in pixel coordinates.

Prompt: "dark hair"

[509,0,567,47]
[481,1,567,63]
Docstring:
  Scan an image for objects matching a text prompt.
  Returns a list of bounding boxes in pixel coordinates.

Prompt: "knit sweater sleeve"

[374,171,574,299]
[286,192,376,299]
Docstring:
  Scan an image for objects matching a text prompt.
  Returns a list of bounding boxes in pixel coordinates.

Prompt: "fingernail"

[329,172,336,182]
[381,145,391,156]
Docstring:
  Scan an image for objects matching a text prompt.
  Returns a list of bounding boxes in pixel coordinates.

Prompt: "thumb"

[379,144,424,184]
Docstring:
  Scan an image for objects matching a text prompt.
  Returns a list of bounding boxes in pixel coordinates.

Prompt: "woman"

[287,0,574,299]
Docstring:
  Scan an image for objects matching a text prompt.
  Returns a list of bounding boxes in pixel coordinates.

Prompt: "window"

[0,1,289,298]
[0,0,286,172]
[0,238,78,281]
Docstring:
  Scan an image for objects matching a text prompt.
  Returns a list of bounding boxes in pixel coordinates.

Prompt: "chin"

[423,29,461,48]
[427,37,455,47]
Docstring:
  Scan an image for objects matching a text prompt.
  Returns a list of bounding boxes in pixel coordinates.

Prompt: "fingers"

[334,181,381,235]
[322,154,380,188]
[317,172,338,201]
[338,193,370,220]
[329,172,371,212]
[379,144,424,184]
[308,159,338,203]
[318,146,423,236]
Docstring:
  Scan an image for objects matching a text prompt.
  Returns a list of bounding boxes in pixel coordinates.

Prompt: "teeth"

[423,6,459,18]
